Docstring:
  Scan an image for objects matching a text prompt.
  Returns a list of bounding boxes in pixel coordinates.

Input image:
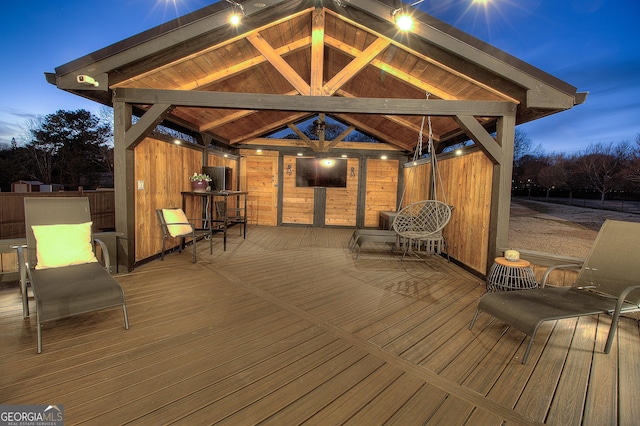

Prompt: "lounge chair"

[20,197,129,353]
[157,208,213,263]
[469,219,640,364]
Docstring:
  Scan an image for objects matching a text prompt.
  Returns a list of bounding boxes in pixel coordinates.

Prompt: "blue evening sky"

[0,0,638,154]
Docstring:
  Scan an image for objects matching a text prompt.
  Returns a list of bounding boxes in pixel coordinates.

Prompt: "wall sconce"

[350,166,356,177]
[286,164,292,176]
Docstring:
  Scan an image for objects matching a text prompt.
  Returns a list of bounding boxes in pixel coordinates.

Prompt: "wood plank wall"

[240,150,278,226]
[438,150,493,275]
[133,137,239,262]
[282,155,314,225]
[401,163,432,208]
[364,158,399,227]
[325,158,359,227]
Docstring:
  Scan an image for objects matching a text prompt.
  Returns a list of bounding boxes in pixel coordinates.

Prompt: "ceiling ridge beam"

[310,7,325,96]
[247,33,311,95]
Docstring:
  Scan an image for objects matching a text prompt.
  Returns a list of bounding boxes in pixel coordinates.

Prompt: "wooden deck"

[1,226,639,425]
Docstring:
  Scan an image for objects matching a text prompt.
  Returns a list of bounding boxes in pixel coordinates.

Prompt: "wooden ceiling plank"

[247,33,311,95]
[174,37,312,91]
[325,35,455,101]
[325,9,521,103]
[310,7,325,96]
[199,110,258,131]
[339,1,575,107]
[199,90,300,131]
[322,38,390,96]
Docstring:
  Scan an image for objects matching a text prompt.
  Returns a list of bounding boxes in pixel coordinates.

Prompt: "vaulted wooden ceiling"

[47,0,585,153]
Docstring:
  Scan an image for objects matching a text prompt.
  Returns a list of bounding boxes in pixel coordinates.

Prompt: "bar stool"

[486,257,538,292]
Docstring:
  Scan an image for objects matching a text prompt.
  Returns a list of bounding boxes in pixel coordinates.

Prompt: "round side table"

[486,257,538,292]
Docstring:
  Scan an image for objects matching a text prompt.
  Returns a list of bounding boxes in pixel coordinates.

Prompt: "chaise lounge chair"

[19,197,129,353]
[469,219,640,364]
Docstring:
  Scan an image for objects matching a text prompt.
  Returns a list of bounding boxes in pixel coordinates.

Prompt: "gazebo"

[45,0,585,273]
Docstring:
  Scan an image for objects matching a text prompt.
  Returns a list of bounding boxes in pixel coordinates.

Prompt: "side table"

[486,257,538,292]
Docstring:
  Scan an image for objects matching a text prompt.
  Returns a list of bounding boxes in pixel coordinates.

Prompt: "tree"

[578,141,632,207]
[537,153,567,200]
[26,109,112,188]
[513,128,543,167]
[626,133,640,185]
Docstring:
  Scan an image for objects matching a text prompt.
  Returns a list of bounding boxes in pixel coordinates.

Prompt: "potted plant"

[189,172,211,192]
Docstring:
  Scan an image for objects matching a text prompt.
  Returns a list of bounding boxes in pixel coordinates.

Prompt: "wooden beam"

[325,125,355,150]
[176,37,311,91]
[247,33,311,95]
[199,110,258,131]
[325,34,454,100]
[322,38,390,96]
[125,103,174,149]
[310,8,325,96]
[115,88,517,116]
[287,123,319,151]
[112,101,135,272]
[454,115,502,164]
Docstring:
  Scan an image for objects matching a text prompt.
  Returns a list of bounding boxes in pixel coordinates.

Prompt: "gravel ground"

[508,198,640,258]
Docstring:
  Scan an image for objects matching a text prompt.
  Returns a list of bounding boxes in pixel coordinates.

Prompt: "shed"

[45,0,585,273]
[11,180,44,193]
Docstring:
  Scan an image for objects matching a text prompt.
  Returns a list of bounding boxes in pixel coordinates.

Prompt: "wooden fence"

[0,191,115,278]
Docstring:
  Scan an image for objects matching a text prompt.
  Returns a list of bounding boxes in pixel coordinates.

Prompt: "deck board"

[0,225,638,425]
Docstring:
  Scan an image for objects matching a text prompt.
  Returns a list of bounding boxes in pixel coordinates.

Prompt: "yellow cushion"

[31,222,98,269]
[162,209,193,237]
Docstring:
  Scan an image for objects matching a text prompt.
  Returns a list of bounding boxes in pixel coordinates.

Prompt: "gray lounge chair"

[469,219,640,364]
[157,208,213,263]
[19,197,129,353]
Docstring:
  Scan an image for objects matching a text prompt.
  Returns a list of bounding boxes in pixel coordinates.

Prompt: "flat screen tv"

[296,158,347,188]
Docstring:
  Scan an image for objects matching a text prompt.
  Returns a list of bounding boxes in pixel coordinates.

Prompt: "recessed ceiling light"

[254,2,266,7]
